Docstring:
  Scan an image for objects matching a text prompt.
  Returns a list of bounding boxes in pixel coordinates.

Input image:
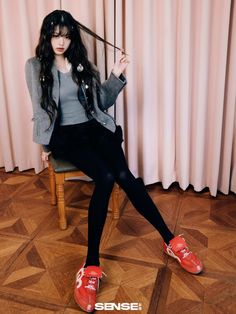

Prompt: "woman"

[25,10,203,313]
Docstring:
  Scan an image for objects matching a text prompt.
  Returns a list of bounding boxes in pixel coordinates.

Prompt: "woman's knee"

[96,171,115,188]
[117,170,133,184]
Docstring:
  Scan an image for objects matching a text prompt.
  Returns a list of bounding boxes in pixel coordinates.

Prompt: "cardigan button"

[102,122,106,125]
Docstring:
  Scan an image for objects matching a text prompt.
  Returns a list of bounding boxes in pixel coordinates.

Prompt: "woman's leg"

[63,146,115,267]
[50,122,116,267]
[95,129,174,244]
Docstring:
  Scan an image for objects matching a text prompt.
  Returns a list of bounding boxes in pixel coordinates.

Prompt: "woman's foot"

[163,235,203,274]
[74,263,105,312]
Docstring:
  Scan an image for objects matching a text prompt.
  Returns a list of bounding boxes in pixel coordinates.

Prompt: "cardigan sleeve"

[25,58,42,117]
[25,57,52,147]
[98,71,127,110]
[25,59,33,100]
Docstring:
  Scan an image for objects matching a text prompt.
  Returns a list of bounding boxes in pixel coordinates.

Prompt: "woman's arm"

[25,59,34,100]
[98,51,130,110]
[25,58,44,118]
[25,58,52,158]
[99,72,127,110]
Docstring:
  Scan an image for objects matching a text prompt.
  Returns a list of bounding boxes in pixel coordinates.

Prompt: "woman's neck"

[54,55,71,73]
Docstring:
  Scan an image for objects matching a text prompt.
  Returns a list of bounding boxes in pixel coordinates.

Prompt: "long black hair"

[35,10,122,125]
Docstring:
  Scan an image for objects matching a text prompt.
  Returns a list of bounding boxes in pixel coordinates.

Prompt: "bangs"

[47,12,75,38]
[51,25,72,37]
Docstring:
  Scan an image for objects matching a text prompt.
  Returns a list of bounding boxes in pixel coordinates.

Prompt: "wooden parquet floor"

[0,168,236,314]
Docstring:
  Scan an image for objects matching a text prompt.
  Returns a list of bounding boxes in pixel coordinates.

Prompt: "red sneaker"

[74,263,106,312]
[164,235,203,274]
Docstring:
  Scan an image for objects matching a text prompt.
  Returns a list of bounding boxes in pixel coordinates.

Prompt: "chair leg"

[48,161,57,205]
[55,174,67,230]
[112,184,120,219]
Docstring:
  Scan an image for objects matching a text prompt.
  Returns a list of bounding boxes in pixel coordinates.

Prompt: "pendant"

[77,63,84,72]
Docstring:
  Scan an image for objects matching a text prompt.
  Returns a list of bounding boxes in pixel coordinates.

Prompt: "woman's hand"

[112,50,130,77]
[41,151,51,162]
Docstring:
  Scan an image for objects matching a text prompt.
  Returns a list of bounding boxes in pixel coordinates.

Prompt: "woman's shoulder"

[25,56,41,69]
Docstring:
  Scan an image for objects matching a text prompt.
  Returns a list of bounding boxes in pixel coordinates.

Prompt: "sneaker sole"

[74,291,94,313]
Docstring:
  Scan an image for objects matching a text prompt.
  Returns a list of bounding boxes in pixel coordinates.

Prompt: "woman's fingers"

[120,56,129,62]
[119,50,129,62]
[41,151,51,162]
[119,56,130,65]
[119,48,129,56]
[112,48,130,76]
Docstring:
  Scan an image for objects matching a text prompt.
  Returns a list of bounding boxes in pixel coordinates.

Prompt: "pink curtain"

[0,0,60,173]
[0,0,235,196]
[116,0,236,196]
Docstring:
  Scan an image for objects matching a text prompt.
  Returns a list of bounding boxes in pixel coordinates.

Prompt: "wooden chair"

[48,156,120,230]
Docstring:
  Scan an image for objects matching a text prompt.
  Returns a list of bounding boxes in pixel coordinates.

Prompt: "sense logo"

[95,302,142,311]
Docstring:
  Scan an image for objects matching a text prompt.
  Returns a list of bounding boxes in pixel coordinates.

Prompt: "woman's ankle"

[84,259,100,268]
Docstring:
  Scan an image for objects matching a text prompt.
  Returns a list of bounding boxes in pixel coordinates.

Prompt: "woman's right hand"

[112,49,130,77]
[41,151,51,162]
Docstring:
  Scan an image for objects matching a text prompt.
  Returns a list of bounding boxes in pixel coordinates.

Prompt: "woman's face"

[51,26,71,56]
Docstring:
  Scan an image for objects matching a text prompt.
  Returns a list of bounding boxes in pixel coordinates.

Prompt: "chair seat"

[50,157,79,173]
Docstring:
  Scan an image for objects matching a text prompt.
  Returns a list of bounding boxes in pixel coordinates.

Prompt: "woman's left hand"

[41,151,51,162]
[112,50,130,77]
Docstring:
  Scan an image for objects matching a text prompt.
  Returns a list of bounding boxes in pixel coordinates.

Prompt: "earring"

[77,63,84,72]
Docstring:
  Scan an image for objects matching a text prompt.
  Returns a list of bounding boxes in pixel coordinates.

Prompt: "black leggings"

[49,119,174,266]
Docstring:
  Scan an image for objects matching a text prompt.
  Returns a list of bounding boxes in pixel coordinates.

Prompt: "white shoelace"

[180,247,191,259]
[85,272,107,291]
[85,277,97,291]
[177,234,192,259]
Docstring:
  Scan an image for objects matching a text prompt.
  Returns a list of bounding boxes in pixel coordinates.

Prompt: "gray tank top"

[58,70,91,125]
